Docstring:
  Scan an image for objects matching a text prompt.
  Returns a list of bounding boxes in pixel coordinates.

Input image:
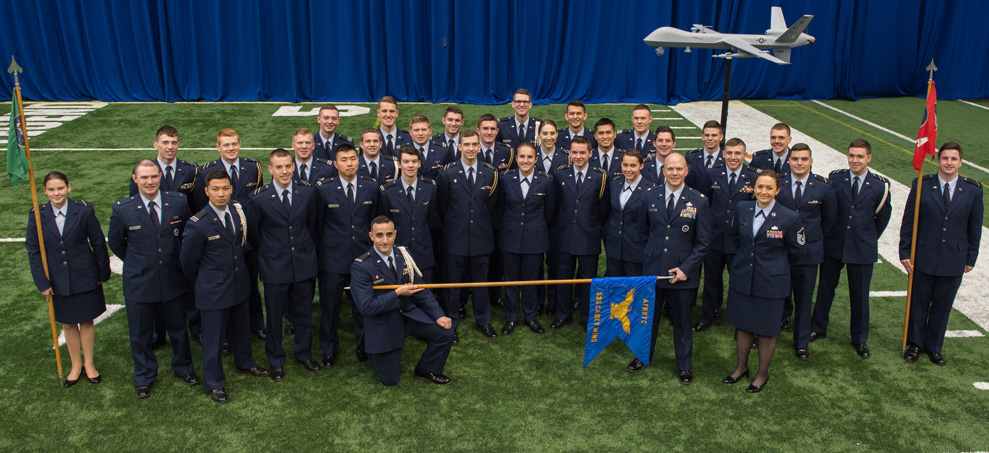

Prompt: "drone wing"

[719,36,789,65]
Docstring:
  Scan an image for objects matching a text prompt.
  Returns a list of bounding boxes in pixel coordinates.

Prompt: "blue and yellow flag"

[584,276,656,367]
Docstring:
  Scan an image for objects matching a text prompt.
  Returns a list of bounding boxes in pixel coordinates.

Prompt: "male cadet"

[750,123,794,176]
[409,114,454,181]
[312,104,355,162]
[811,139,892,359]
[377,96,413,157]
[899,142,982,366]
[315,144,381,366]
[551,136,611,329]
[436,129,499,339]
[685,120,726,171]
[616,104,657,155]
[109,159,198,399]
[180,170,269,404]
[589,118,625,180]
[357,128,398,185]
[126,125,199,348]
[641,125,677,186]
[632,153,710,384]
[775,143,836,360]
[556,100,597,150]
[350,216,454,386]
[693,138,758,332]
[497,88,539,150]
[431,105,464,150]
[379,146,441,283]
[292,128,337,184]
[246,149,323,381]
[477,113,515,170]
[196,129,266,342]
[605,149,655,277]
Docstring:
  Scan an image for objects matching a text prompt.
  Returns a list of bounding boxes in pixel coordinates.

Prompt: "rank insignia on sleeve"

[797,227,806,245]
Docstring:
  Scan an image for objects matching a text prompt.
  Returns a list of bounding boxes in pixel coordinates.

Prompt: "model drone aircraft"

[643,7,815,64]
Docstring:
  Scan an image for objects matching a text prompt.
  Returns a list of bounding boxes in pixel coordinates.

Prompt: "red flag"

[913,82,937,173]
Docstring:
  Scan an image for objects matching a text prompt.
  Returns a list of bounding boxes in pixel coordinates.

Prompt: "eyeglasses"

[512,100,531,105]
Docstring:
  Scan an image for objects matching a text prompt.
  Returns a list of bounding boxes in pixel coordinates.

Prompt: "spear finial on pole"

[7,56,23,86]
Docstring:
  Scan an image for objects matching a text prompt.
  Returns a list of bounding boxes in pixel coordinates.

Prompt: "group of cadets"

[85,90,979,402]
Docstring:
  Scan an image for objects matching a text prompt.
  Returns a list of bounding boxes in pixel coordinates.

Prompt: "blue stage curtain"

[0,0,985,103]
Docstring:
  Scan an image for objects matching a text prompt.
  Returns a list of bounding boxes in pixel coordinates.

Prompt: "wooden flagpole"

[9,56,64,384]
[348,276,674,291]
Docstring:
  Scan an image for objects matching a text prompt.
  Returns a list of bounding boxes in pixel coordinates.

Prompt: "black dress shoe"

[627,359,644,373]
[780,316,793,332]
[747,375,769,393]
[853,343,871,358]
[476,323,498,339]
[494,297,506,308]
[722,369,750,384]
[235,366,270,377]
[87,374,102,384]
[458,306,466,320]
[298,359,321,373]
[136,385,152,398]
[928,352,946,366]
[63,378,79,388]
[356,346,368,363]
[321,354,337,368]
[221,342,231,356]
[750,341,758,350]
[284,322,295,336]
[452,330,460,346]
[546,310,556,318]
[270,366,285,382]
[691,321,712,333]
[809,332,827,342]
[903,344,920,362]
[413,369,451,385]
[177,373,200,386]
[550,318,572,330]
[251,329,266,341]
[210,389,228,404]
[713,308,722,320]
[501,321,517,335]
[678,369,693,385]
[525,320,545,334]
[795,348,809,361]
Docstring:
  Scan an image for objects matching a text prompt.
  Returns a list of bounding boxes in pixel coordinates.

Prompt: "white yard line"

[871,291,908,297]
[959,99,989,111]
[671,101,989,332]
[31,147,275,152]
[944,330,984,338]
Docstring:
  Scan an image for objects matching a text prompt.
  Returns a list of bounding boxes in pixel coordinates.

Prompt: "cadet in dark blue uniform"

[616,104,656,156]
[775,144,836,360]
[437,129,500,339]
[379,146,441,283]
[315,144,381,367]
[534,120,571,314]
[899,142,982,366]
[476,113,514,309]
[556,100,597,150]
[350,217,454,386]
[313,104,355,162]
[684,120,725,174]
[377,96,413,157]
[292,128,337,184]
[180,170,269,404]
[431,105,464,150]
[496,142,555,335]
[551,136,611,329]
[589,118,625,180]
[409,114,454,181]
[641,126,677,186]
[723,170,804,393]
[748,123,793,176]
[630,153,711,385]
[246,149,323,381]
[605,149,655,277]
[109,160,198,398]
[195,129,266,341]
[27,171,109,387]
[811,139,892,359]
[357,128,399,185]
[694,139,757,332]
[497,88,539,150]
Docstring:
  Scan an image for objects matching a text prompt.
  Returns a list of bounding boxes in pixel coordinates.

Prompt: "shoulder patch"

[814,174,829,184]
[422,177,436,185]
[355,252,370,263]
[316,158,331,165]
[190,209,208,223]
[74,200,93,208]
[751,149,769,157]
[380,180,396,191]
[316,177,336,186]
[962,176,982,188]
[297,180,312,187]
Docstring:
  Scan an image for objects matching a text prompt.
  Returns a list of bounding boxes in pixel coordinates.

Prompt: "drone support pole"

[720,57,732,146]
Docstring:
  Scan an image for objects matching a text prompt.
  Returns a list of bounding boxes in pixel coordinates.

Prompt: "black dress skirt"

[52,287,106,324]
[725,288,784,338]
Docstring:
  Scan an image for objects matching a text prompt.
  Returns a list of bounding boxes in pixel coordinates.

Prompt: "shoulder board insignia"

[316,177,335,186]
[431,133,443,140]
[962,176,982,188]
[481,162,496,170]
[530,116,541,122]
[28,207,35,214]
[874,174,890,184]
[555,164,570,172]
[612,174,623,181]
[253,184,269,196]
[685,149,701,155]
[202,159,220,169]
[538,171,550,178]
[355,252,370,263]
[242,157,260,163]
[711,163,725,169]
[338,134,351,142]
[751,149,769,157]
[441,162,457,171]
[642,180,657,188]
[297,180,312,187]
[434,141,447,148]
[500,169,513,177]
[190,209,208,223]
[814,174,829,184]
[560,148,571,155]
[359,176,377,183]
[829,169,845,176]
[422,177,436,185]
[380,180,396,191]
[382,155,397,161]
[499,116,512,122]
[643,154,655,162]
[316,158,331,165]
[619,129,633,134]
[592,167,605,173]
[74,200,93,208]
[921,174,936,181]
[746,165,761,172]
[179,159,198,167]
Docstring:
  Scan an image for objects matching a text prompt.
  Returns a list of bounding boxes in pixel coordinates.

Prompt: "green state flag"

[7,91,30,189]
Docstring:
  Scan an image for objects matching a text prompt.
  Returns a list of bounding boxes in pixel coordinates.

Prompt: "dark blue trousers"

[318,272,364,356]
[126,295,194,387]
[907,271,963,354]
[699,250,733,324]
[790,264,819,349]
[501,250,543,323]
[556,252,598,324]
[263,280,315,366]
[647,287,693,371]
[605,255,643,278]
[367,319,454,386]
[201,300,256,391]
[445,254,491,327]
[812,256,874,344]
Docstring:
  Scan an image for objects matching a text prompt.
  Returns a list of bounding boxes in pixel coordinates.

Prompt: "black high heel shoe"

[63,378,79,388]
[722,369,750,384]
[87,374,102,384]
[747,375,769,393]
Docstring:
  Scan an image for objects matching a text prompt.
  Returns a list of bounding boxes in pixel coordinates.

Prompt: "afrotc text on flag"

[584,276,656,367]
